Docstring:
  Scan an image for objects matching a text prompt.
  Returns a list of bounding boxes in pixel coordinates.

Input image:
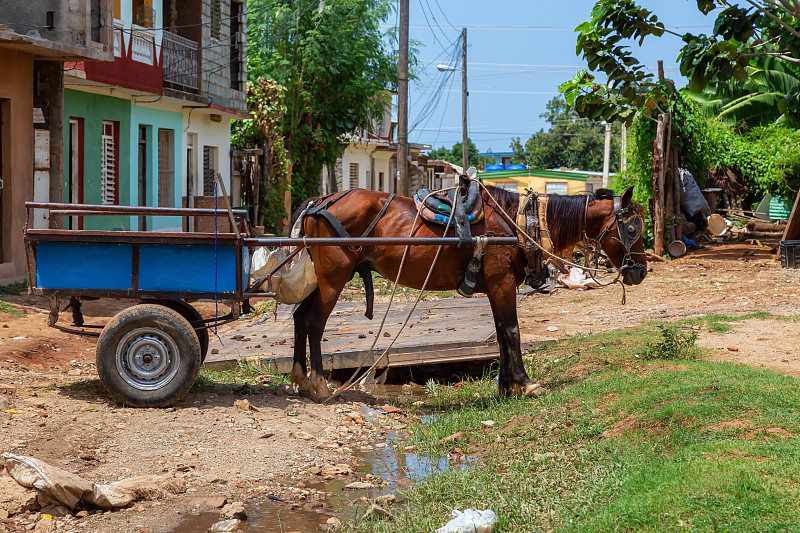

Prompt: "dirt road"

[1,238,799,532]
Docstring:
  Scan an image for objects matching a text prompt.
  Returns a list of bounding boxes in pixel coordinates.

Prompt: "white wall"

[181,110,232,200]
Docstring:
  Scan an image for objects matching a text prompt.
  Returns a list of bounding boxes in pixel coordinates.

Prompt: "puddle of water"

[171,500,330,532]
[172,432,475,532]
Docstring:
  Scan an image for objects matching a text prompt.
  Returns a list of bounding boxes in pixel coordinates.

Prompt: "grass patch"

[694,311,775,334]
[341,274,457,301]
[194,358,289,392]
[0,300,20,316]
[353,317,800,532]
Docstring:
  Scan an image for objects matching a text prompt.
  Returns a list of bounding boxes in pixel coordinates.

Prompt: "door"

[0,101,5,262]
[138,126,148,231]
[185,134,196,231]
[67,119,84,229]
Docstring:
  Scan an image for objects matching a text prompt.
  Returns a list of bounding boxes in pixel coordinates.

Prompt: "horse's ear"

[621,186,634,207]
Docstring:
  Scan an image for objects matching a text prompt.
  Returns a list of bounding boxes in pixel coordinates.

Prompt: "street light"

[436,64,457,72]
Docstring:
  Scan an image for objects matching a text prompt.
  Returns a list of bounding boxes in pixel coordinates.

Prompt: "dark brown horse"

[291,185,647,400]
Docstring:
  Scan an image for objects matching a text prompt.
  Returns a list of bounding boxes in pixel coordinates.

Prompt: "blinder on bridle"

[595,195,645,271]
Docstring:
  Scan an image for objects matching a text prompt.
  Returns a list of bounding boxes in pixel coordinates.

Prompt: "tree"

[559,0,800,126]
[245,0,398,212]
[427,138,483,168]
[509,96,621,171]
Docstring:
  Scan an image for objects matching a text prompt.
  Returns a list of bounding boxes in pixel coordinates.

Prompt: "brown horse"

[291,185,647,400]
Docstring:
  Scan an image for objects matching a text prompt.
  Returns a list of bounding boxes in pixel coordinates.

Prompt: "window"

[100,121,118,205]
[496,182,517,193]
[349,163,359,188]
[157,129,175,207]
[203,146,219,196]
[545,182,568,195]
[132,0,154,28]
[210,0,222,41]
[378,172,384,191]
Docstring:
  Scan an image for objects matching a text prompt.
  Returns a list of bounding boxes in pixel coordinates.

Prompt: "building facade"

[479,168,589,195]
[0,0,113,282]
[63,0,248,233]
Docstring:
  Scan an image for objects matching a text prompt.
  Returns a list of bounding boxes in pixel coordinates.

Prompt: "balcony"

[130,25,155,65]
[162,31,199,92]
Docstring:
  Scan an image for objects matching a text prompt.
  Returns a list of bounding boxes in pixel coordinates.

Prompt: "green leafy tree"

[245,0,399,210]
[560,0,800,126]
[510,96,621,171]
[427,138,483,168]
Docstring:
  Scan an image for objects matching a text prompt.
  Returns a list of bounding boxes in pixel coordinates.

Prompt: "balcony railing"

[162,31,199,91]
[113,21,123,58]
[130,25,155,65]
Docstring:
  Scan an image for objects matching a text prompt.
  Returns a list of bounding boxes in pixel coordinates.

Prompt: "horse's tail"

[291,198,316,227]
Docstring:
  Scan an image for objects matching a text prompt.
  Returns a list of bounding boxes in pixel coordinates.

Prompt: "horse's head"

[588,187,647,286]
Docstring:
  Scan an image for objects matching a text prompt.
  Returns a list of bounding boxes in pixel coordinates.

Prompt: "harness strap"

[361,193,395,238]
[538,196,553,254]
[306,188,359,239]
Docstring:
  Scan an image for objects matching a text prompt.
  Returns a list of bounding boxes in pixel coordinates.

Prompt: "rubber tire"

[151,299,209,362]
[96,304,201,408]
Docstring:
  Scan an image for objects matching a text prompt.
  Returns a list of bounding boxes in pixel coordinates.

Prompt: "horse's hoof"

[510,382,546,398]
[291,363,313,396]
[311,374,332,402]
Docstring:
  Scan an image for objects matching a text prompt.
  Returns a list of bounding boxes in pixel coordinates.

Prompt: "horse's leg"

[291,292,316,396]
[487,286,545,398]
[487,296,511,396]
[305,275,351,401]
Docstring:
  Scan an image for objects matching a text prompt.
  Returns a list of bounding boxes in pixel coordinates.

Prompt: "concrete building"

[63,0,248,233]
[479,168,589,196]
[0,1,113,283]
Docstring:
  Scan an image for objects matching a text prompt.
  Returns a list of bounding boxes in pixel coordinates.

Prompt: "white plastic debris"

[435,509,498,533]
[556,267,602,290]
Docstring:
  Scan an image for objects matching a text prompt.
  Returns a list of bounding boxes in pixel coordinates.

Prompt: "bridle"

[592,196,646,273]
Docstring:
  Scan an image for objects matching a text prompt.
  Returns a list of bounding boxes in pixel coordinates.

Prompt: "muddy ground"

[1,236,799,532]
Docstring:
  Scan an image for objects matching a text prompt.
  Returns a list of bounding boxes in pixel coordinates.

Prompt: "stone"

[308,466,322,476]
[0,397,10,411]
[0,477,38,517]
[205,475,227,485]
[234,399,257,412]
[66,369,81,377]
[0,509,7,519]
[260,432,275,439]
[344,481,372,490]
[440,432,465,444]
[360,503,392,521]
[379,405,404,415]
[727,346,739,352]
[321,464,351,476]
[374,494,397,506]
[220,501,247,520]
[276,384,297,396]
[481,420,496,427]
[190,496,227,509]
[209,519,241,532]
[75,511,89,518]
[326,516,342,528]
[546,326,559,332]
[33,517,55,532]
[211,348,219,354]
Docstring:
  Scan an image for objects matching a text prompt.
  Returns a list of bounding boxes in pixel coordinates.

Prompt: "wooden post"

[652,113,667,256]
[781,187,800,242]
[397,0,409,196]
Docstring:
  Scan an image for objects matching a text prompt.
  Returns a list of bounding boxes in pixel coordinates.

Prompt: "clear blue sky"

[390,0,717,154]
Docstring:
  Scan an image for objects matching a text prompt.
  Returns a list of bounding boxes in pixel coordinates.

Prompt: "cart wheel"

[96,304,201,408]
[152,299,209,362]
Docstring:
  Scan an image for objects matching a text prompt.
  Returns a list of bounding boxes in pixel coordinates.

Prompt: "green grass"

[353,315,800,532]
[341,274,457,301]
[0,300,20,316]
[194,358,290,392]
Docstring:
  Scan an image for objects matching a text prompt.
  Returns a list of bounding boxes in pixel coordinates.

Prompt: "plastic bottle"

[360,404,380,426]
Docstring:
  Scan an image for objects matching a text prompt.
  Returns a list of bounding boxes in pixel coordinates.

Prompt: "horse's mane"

[483,185,594,253]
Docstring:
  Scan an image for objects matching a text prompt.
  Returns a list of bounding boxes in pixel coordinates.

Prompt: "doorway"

[138,125,148,230]
[67,118,84,230]
[0,100,7,263]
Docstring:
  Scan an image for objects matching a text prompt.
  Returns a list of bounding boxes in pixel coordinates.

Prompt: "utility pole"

[396,0,409,196]
[602,121,611,188]
[461,27,468,172]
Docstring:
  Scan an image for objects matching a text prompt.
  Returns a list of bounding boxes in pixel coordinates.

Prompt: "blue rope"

[212,179,223,345]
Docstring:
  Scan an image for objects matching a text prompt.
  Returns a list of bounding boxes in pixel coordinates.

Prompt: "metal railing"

[162,31,199,90]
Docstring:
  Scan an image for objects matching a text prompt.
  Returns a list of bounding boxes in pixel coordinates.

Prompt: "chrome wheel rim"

[115,327,181,391]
